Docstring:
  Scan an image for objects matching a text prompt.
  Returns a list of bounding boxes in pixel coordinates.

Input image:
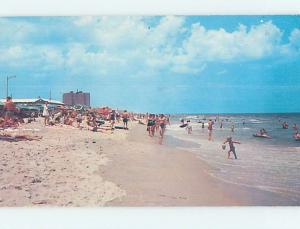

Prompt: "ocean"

[165,113,300,203]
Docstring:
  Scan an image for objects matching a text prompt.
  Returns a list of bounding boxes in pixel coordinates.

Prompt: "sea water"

[165,113,300,203]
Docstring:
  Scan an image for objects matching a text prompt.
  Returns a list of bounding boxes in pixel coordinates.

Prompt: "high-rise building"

[63,90,90,107]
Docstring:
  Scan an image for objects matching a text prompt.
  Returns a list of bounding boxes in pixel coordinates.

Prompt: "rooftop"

[0,98,64,105]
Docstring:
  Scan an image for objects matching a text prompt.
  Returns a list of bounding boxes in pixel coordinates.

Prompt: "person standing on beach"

[166,115,171,126]
[116,112,121,123]
[122,110,129,129]
[147,114,155,137]
[208,119,214,141]
[158,114,167,138]
[155,115,160,133]
[110,110,116,129]
[4,96,17,124]
[76,112,83,128]
[43,101,50,126]
[223,137,240,159]
[220,120,223,129]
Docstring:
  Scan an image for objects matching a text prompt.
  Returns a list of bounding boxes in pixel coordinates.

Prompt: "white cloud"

[0,17,299,78]
[171,63,206,74]
[289,28,300,48]
[70,16,187,75]
[6,46,23,58]
[279,28,300,57]
[0,45,25,67]
[182,21,283,62]
[0,18,38,44]
[83,16,186,52]
[0,44,65,70]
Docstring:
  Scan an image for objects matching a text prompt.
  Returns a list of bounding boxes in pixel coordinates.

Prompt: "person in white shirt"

[43,101,50,126]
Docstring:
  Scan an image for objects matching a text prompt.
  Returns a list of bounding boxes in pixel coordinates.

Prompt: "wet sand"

[104,123,298,206]
[0,119,297,206]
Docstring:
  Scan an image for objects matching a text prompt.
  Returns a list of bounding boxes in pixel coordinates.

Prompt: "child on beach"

[223,137,240,159]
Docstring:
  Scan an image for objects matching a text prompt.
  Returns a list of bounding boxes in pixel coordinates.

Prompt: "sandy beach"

[0,119,298,206]
[0,119,126,207]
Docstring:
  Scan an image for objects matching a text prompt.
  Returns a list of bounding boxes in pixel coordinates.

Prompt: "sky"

[0,15,300,113]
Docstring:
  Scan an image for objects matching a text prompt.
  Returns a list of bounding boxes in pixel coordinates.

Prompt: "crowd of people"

[179,116,300,159]
[145,114,170,138]
[2,96,300,159]
[0,97,135,133]
[1,97,175,141]
[1,97,174,139]
[41,105,135,133]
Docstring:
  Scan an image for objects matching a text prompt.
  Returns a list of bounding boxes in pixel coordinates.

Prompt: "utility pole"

[6,75,16,98]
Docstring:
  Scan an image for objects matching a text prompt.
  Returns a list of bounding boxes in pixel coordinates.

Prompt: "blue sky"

[0,16,300,113]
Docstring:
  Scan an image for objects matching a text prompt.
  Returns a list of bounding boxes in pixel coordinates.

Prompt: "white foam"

[168,114,300,201]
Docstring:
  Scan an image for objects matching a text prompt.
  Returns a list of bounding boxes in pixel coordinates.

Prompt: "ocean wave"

[203,169,300,202]
[166,133,202,145]
[248,119,264,124]
[184,115,198,120]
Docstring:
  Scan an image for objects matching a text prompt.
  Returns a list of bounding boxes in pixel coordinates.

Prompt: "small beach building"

[0,98,64,107]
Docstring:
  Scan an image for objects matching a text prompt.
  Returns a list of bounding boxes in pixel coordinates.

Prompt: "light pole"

[6,75,16,98]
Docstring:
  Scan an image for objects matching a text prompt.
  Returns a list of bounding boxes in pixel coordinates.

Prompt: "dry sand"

[0,119,297,206]
[0,119,125,207]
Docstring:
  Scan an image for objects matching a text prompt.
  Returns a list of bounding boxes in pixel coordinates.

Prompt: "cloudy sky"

[0,16,299,113]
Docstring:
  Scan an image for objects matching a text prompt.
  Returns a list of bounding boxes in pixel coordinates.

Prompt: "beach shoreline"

[104,123,299,206]
[0,119,298,206]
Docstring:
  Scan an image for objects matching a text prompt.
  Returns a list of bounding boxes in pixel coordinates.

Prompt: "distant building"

[63,90,90,107]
